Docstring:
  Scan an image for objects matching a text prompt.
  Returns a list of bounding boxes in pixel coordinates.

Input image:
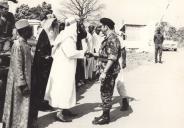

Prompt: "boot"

[92,110,110,125]
[120,98,129,111]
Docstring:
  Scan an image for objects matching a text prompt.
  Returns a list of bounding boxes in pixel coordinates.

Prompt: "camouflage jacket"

[98,32,121,75]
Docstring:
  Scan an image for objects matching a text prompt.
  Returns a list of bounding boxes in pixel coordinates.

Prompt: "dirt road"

[37,49,184,128]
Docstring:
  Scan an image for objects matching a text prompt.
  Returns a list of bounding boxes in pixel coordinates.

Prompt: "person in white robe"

[84,25,95,80]
[44,17,87,122]
[93,26,104,78]
[116,34,130,111]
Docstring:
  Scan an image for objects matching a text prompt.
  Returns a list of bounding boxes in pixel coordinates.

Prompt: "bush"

[15,2,53,21]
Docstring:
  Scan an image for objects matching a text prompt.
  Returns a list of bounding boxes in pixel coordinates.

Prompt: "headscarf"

[52,17,78,55]
[41,15,59,45]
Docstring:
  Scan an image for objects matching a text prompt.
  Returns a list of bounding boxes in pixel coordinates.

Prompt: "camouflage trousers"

[100,74,118,110]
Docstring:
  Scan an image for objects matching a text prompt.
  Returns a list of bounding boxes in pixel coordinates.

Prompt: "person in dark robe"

[75,21,87,87]
[30,16,59,125]
[31,29,52,106]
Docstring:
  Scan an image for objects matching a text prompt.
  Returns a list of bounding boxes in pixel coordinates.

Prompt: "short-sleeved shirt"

[98,32,121,75]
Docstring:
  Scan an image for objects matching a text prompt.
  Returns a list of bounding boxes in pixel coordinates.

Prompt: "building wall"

[126,25,146,41]
[28,20,41,38]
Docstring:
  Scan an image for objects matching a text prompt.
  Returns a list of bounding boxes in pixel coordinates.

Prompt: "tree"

[157,21,184,47]
[60,0,105,21]
[175,27,184,42]
[40,1,53,19]
[15,4,31,20]
[15,2,53,21]
[156,21,177,40]
[29,5,42,19]
[166,26,177,40]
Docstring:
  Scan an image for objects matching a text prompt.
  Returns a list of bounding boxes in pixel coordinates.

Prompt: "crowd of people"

[0,1,165,128]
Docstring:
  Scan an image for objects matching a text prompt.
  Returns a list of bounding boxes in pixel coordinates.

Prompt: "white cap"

[15,19,30,30]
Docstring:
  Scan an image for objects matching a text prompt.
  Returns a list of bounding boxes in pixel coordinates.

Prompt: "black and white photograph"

[0,0,184,128]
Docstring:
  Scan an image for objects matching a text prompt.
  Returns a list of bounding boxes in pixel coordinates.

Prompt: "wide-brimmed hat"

[15,19,30,30]
[0,1,9,9]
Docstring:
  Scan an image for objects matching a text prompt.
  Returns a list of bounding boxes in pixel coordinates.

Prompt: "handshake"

[84,51,95,58]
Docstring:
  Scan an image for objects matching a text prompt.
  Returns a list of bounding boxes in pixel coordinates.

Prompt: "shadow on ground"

[76,80,97,101]
[37,80,99,128]
[110,96,134,122]
[37,102,102,128]
[37,82,137,127]
[71,102,102,119]
[38,111,57,128]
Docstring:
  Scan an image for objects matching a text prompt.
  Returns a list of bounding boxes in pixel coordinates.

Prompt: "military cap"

[100,18,115,29]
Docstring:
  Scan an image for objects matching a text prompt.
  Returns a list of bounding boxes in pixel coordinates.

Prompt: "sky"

[8,0,184,29]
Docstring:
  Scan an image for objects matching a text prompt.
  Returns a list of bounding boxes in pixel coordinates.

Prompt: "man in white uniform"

[116,34,130,111]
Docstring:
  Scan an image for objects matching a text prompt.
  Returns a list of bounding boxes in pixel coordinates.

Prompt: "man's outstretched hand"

[85,52,94,58]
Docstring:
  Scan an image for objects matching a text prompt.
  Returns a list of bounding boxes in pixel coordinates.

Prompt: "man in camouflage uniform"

[89,18,121,125]
[154,28,164,63]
